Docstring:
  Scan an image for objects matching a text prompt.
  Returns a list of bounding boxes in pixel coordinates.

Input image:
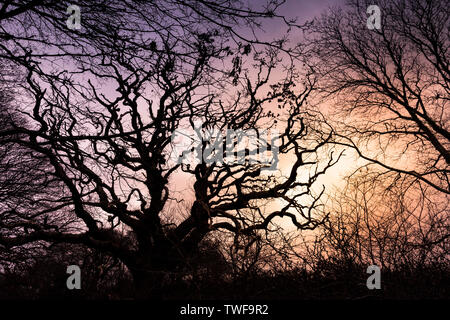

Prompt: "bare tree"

[0,0,339,297]
[303,0,449,194]
[0,61,72,269]
[318,169,449,269]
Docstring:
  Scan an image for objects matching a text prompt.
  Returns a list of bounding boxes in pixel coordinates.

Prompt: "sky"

[277,0,344,23]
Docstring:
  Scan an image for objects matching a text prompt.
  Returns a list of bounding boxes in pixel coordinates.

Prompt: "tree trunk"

[128,249,184,299]
[130,267,165,299]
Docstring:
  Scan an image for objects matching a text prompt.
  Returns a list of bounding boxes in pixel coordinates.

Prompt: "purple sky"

[242,0,345,47]
[278,0,344,22]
